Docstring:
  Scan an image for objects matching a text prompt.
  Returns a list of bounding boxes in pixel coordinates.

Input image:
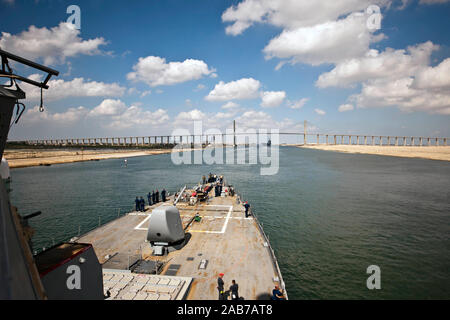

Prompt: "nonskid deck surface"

[77,191,280,300]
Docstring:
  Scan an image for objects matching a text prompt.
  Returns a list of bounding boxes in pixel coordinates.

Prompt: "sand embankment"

[4,149,173,168]
[296,145,450,161]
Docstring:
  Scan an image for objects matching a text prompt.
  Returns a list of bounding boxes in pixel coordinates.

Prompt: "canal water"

[9,146,450,299]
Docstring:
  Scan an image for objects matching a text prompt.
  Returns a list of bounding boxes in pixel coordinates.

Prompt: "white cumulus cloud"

[260,91,286,108]
[222,0,389,36]
[23,105,89,124]
[108,106,169,129]
[221,101,240,109]
[338,104,354,112]
[287,98,309,109]
[0,22,107,65]
[314,41,450,114]
[20,99,170,133]
[316,42,438,88]
[314,108,326,115]
[263,12,385,66]
[412,57,450,91]
[21,74,126,102]
[205,78,261,101]
[88,99,127,117]
[127,56,215,87]
[351,75,450,115]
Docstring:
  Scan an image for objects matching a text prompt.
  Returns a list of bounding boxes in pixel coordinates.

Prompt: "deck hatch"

[131,260,163,274]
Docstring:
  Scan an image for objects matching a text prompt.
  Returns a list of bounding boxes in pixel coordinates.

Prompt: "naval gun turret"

[146,205,186,255]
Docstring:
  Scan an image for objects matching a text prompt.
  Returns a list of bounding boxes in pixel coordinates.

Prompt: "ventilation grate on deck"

[165,264,181,276]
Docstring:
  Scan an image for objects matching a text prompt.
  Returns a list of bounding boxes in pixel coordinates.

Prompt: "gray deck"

[77,186,284,300]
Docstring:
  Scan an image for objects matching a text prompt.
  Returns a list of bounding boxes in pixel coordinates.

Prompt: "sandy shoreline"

[4,149,174,168]
[5,145,450,168]
[297,145,450,161]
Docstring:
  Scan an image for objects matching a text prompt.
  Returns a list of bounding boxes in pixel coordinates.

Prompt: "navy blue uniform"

[135,197,140,212]
[140,197,145,211]
[230,283,239,300]
[147,192,152,206]
[217,277,225,300]
[244,203,250,218]
[215,185,219,197]
[271,288,285,300]
[161,189,166,202]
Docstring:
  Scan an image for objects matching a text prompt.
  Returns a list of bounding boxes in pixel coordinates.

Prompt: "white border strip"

[220,205,233,233]
[189,205,233,234]
[134,215,151,231]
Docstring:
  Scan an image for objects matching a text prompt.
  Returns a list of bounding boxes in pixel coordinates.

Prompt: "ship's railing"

[228,181,288,300]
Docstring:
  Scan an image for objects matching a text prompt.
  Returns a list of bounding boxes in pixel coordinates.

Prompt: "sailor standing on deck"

[244,201,250,218]
[229,280,239,300]
[155,189,160,203]
[217,273,225,300]
[140,196,145,212]
[214,184,219,197]
[135,197,140,212]
[147,192,152,206]
[161,188,167,202]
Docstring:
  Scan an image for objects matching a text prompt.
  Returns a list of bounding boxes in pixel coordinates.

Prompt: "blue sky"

[1,0,449,141]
